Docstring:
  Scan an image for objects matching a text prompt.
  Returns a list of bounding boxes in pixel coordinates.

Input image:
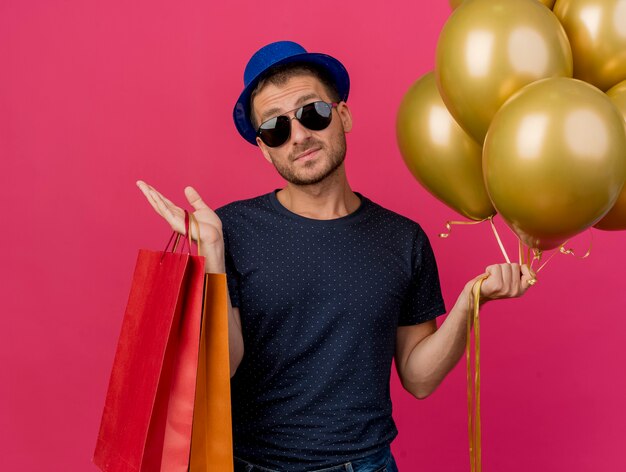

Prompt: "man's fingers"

[136,180,151,197]
[137,181,163,215]
[521,263,535,279]
[137,181,176,215]
[137,180,175,206]
[500,263,524,297]
[521,264,536,289]
[153,194,185,230]
[482,263,527,298]
[154,192,188,233]
[485,264,503,294]
[475,262,534,303]
[137,180,185,233]
[185,186,209,211]
[509,263,522,295]
[137,182,220,240]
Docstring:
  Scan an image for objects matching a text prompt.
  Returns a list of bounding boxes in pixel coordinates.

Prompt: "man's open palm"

[136,180,223,246]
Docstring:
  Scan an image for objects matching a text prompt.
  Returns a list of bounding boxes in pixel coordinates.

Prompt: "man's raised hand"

[136,180,224,248]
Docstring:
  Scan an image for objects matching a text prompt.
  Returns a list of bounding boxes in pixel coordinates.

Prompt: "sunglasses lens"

[257,101,334,147]
[258,116,290,147]
[298,102,333,130]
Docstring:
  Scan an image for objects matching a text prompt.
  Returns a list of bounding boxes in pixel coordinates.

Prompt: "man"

[137,41,533,472]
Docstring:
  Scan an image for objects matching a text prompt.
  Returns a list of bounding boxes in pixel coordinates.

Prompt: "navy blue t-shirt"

[216,191,446,470]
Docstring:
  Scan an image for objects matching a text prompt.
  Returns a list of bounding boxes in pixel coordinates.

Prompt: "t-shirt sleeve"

[222,226,241,308]
[399,227,446,325]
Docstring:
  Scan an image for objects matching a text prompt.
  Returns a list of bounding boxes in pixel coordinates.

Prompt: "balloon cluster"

[397,0,626,250]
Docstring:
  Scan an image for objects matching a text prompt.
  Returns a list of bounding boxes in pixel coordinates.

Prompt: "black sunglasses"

[256,101,338,147]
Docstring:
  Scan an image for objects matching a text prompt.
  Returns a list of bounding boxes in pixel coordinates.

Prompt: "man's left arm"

[395,263,534,399]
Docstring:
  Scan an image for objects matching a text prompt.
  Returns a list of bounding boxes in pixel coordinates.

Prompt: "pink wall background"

[2,1,625,470]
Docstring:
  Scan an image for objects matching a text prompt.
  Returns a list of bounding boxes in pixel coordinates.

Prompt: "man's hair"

[249,62,342,129]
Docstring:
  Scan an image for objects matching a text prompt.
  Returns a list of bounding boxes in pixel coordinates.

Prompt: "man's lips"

[294,147,321,161]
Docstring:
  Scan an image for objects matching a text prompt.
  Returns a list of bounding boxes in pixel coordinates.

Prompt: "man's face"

[251,74,353,186]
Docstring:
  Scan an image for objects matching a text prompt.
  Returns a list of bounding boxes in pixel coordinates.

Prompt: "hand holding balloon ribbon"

[398,1,626,470]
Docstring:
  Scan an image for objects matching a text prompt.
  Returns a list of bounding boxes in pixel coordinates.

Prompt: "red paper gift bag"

[94,234,205,472]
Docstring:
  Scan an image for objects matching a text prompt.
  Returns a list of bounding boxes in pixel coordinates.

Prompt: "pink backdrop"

[2,1,625,470]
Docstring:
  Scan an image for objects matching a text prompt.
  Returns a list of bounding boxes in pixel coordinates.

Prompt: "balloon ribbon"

[439,218,489,238]
[439,216,511,263]
[468,275,488,472]
[535,230,593,274]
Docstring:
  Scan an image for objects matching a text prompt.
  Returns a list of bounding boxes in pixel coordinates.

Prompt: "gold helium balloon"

[594,79,626,230]
[607,79,626,113]
[484,77,626,250]
[553,0,626,91]
[449,0,464,9]
[396,72,495,220]
[451,0,556,9]
[436,0,573,143]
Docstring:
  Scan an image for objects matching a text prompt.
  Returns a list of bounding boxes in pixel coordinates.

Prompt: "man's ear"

[256,137,274,164]
[336,101,353,133]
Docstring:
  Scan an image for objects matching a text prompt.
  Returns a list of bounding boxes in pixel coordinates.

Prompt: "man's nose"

[289,117,312,144]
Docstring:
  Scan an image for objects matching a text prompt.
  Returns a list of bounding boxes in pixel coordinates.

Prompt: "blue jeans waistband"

[233,445,398,472]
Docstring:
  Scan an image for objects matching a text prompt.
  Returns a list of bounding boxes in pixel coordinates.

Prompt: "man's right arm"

[136,180,244,377]
[228,305,244,377]
[201,241,244,377]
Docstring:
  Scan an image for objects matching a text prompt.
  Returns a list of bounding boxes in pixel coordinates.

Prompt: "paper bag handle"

[161,210,201,257]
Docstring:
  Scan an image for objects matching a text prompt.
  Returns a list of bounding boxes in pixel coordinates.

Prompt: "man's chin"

[285,174,330,187]
[287,164,343,186]
[275,146,346,186]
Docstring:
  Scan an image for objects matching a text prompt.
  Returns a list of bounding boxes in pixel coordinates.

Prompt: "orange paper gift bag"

[189,273,233,471]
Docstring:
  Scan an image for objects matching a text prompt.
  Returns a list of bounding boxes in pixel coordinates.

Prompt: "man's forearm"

[401,263,530,398]
[202,240,226,274]
[226,300,244,377]
[402,282,475,398]
[202,240,244,377]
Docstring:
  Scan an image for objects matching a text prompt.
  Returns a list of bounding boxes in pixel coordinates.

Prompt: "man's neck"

[276,167,361,220]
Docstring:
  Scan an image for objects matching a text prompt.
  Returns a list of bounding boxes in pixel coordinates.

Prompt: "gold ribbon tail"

[559,229,593,260]
[536,229,593,274]
[439,217,489,239]
[468,276,488,472]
